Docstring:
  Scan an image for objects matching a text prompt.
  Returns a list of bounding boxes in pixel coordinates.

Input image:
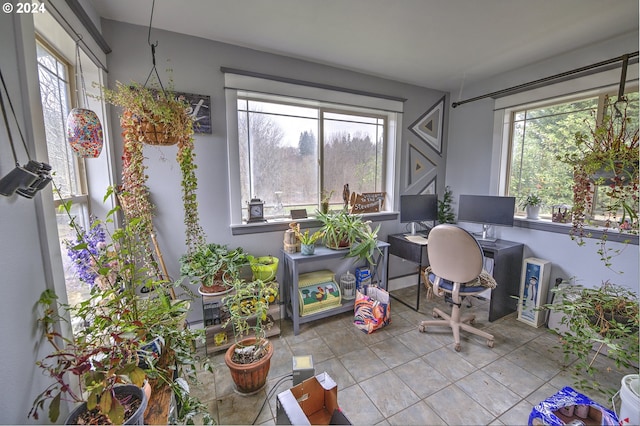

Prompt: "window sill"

[513,217,639,245]
[231,211,399,236]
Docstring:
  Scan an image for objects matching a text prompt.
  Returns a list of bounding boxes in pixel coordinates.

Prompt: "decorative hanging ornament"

[66,43,103,158]
[66,107,103,157]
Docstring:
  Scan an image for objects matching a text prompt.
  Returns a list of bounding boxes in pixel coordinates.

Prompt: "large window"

[237,94,388,220]
[507,90,638,221]
[36,40,91,306]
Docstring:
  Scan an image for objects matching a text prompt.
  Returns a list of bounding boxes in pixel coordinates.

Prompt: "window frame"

[225,72,402,231]
[492,63,639,244]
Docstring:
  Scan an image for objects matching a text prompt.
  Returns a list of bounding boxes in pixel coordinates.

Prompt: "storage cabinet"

[281,241,389,335]
[202,285,281,355]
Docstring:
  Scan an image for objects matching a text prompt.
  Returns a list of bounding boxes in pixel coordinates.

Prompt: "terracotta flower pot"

[224,337,273,394]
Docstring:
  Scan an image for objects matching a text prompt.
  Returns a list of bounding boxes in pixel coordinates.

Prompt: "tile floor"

[190,284,634,425]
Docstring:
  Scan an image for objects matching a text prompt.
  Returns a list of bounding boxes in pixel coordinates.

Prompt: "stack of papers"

[404,235,428,245]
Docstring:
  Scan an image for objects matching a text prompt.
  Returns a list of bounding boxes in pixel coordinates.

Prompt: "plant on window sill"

[557,95,639,270]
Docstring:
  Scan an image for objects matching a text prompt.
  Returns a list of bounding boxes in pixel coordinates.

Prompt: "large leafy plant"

[544,281,639,397]
[30,185,212,424]
[316,208,381,265]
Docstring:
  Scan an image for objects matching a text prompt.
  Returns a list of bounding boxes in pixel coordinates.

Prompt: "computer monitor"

[457,194,516,242]
[400,193,438,235]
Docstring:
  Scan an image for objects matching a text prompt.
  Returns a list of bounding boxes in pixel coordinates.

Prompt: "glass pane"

[509,97,598,215]
[238,103,319,218]
[56,203,91,307]
[322,112,384,206]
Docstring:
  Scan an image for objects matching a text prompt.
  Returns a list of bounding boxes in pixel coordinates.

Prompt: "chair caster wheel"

[432,311,439,318]
[418,325,426,333]
[469,318,475,325]
[487,340,494,348]
[454,343,461,352]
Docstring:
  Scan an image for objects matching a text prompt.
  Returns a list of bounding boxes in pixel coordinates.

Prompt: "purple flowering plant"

[64,218,107,287]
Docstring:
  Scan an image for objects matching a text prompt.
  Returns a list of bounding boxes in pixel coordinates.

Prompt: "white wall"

[447,31,639,291]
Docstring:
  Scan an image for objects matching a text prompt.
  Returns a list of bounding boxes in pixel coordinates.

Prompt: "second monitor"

[457,194,516,242]
[400,193,438,235]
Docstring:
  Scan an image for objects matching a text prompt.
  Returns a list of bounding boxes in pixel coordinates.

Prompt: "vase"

[65,384,147,425]
[224,338,273,394]
[66,108,104,158]
[301,244,315,255]
[526,205,540,220]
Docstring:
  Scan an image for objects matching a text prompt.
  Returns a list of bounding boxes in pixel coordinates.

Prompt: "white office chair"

[418,224,496,351]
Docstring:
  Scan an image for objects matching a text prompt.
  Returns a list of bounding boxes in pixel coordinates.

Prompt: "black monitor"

[400,193,438,235]
[457,194,516,242]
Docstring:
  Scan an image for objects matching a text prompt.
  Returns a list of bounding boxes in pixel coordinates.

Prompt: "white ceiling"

[89,0,639,92]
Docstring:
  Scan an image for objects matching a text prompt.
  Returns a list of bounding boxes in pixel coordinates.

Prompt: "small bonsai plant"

[543,280,639,397]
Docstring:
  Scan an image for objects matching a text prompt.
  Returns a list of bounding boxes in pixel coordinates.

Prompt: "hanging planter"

[66,44,103,158]
[66,107,103,158]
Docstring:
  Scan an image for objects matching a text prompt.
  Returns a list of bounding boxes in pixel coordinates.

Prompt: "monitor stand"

[474,224,497,243]
[404,221,423,236]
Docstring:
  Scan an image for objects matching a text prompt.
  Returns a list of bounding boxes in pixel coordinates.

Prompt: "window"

[237,93,391,221]
[36,40,91,305]
[506,89,638,221]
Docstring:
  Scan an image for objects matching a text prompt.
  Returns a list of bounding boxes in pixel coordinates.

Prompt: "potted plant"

[316,208,381,265]
[221,277,277,394]
[292,223,325,255]
[248,254,280,282]
[557,96,639,268]
[100,80,207,271]
[178,243,249,295]
[320,189,335,214]
[520,193,543,219]
[29,289,148,425]
[437,186,456,224]
[29,184,213,424]
[543,281,639,397]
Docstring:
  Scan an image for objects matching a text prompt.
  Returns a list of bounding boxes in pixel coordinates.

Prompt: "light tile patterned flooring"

[190,284,634,425]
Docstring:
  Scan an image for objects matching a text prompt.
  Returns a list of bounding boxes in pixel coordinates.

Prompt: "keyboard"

[404,234,428,245]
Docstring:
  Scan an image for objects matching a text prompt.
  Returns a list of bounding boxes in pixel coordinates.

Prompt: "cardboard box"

[276,372,351,425]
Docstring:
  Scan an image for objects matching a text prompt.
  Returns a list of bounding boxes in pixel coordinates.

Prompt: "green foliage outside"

[508,91,639,218]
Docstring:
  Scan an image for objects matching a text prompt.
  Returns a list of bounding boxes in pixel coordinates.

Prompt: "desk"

[386,232,523,321]
[282,241,389,335]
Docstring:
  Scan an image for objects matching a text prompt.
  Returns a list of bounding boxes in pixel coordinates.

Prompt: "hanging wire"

[613,54,629,118]
[0,67,32,164]
[143,0,166,94]
[74,39,90,109]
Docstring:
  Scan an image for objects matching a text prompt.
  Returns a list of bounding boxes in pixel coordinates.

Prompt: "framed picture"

[409,95,445,154]
[517,257,551,327]
[176,91,211,134]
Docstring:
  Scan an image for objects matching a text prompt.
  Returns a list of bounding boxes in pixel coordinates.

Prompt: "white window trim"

[224,73,402,226]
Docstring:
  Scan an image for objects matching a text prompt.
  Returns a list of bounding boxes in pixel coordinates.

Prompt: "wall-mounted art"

[177,91,211,134]
[409,96,445,154]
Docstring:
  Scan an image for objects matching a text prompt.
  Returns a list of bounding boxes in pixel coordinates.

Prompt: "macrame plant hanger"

[66,40,104,158]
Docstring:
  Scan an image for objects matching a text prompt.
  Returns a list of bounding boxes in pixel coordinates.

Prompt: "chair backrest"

[427,224,483,283]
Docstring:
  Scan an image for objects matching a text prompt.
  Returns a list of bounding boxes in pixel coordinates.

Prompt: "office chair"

[418,224,496,351]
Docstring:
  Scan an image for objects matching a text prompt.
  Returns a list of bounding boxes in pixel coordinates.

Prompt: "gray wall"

[100,19,447,323]
[447,31,639,290]
[0,12,69,425]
